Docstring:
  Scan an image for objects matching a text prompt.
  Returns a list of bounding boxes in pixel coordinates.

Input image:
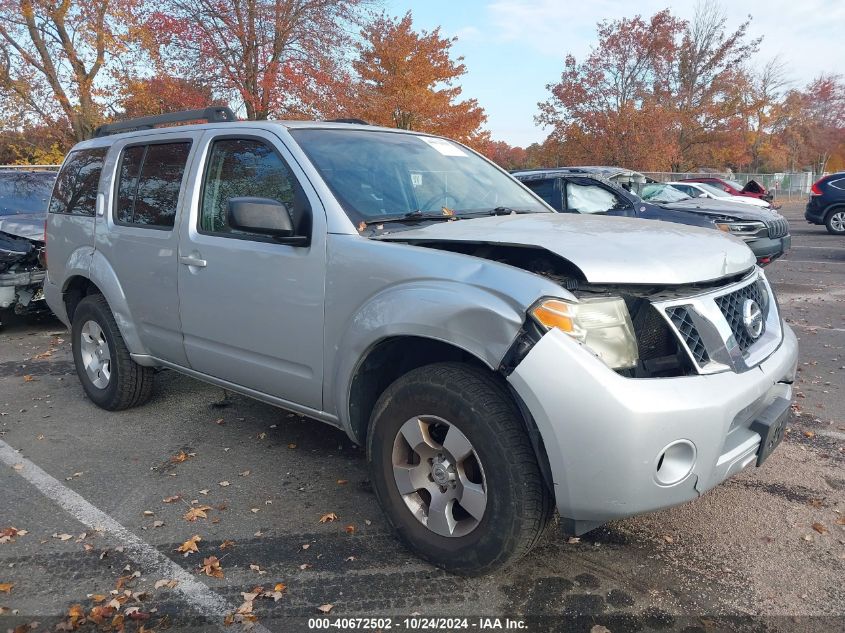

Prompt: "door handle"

[179,255,207,268]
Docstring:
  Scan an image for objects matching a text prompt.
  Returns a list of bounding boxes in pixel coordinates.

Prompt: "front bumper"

[507,323,798,529]
[748,234,790,263]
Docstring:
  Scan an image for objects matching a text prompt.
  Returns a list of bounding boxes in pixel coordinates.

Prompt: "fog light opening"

[655,440,696,486]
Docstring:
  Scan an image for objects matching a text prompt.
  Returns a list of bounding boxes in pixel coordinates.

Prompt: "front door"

[176,129,326,410]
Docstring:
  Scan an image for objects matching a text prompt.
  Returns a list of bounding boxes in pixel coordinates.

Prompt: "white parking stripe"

[0,439,273,633]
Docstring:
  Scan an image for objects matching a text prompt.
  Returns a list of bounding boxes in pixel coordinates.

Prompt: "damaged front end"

[0,230,47,322]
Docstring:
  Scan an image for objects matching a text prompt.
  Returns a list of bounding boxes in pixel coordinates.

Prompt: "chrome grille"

[714,281,767,353]
[666,306,709,365]
[765,217,789,239]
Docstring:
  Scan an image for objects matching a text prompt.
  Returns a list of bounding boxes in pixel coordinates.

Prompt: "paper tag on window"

[417,136,469,157]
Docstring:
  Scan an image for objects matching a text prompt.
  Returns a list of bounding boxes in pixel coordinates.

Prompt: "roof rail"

[324,118,369,125]
[93,106,238,138]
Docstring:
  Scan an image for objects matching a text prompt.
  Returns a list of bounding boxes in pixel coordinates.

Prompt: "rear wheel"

[825,208,845,235]
[367,362,553,575]
[71,294,154,410]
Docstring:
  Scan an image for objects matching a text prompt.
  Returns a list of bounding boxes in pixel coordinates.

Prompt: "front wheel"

[825,208,845,235]
[367,362,553,575]
[71,294,154,410]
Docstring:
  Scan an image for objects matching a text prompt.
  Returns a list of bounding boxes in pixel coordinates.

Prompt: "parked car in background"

[0,169,56,325]
[512,169,790,264]
[805,172,845,235]
[45,108,798,574]
[679,176,774,203]
[668,181,773,209]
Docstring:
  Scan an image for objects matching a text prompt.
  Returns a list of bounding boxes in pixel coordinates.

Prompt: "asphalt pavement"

[0,201,842,633]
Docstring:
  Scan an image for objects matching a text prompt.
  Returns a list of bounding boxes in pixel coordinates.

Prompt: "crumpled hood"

[660,199,778,222]
[0,213,45,242]
[376,213,755,285]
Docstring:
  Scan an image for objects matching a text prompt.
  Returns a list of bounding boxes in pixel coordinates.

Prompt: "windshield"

[289,129,549,225]
[0,171,56,215]
[641,183,690,203]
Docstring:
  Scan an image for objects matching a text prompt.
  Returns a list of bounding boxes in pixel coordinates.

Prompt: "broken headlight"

[530,297,638,369]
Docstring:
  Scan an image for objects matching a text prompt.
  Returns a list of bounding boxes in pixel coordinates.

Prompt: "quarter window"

[200,138,297,237]
[565,183,623,214]
[49,148,107,216]
[114,142,191,228]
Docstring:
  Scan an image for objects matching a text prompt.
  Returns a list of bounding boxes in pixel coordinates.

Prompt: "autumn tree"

[536,10,684,170]
[142,0,366,120]
[789,75,845,173]
[0,0,139,141]
[349,11,486,144]
[669,1,760,170]
[119,75,214,118]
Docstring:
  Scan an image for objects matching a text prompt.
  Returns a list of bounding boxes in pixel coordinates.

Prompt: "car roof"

[512,166,645,181]
[69,119,434,151]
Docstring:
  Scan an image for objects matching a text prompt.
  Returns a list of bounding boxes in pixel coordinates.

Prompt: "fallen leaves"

[319,512,339,523]
[53,533,73,541]
[0,527,27,543]
[336,479,349,485]
[162,495,181,503]
[317,604,334,613]
[23,374,35,382]
[170,451,193,464]
[0,582,13,593]
[811,522,829,535]
[344,524,356,534]
[837,516,845,526]
[249,564,267,575]
[154,579,178,590]
[218,480,230,487]
[183,505,212,522]
[220,539,236,550]
[176,535,202,556]
[200,556,224,578]
[11,463,23,471]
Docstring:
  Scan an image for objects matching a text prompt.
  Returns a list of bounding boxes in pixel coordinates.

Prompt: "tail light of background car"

[810,178,826,196]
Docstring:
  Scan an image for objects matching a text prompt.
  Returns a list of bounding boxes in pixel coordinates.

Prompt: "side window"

[200,138,297,237]
[114,142,191,228]
[565,182,623,214]
[49,148,107,216]
[524,179,560,210]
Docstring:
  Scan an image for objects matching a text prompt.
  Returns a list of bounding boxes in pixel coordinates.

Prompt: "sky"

[388,0,845,147]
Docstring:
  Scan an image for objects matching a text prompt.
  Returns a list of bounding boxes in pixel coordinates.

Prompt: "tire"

[825,208,845,235]
[367,362,553,575]
[71,294,154,410]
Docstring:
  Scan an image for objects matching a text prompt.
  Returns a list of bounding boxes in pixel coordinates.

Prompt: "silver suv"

[44,107,798,574]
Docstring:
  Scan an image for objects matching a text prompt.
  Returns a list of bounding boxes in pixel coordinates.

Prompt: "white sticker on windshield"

[417,136,469,157]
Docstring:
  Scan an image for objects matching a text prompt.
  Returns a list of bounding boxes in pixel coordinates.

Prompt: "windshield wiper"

[362,210,459,226]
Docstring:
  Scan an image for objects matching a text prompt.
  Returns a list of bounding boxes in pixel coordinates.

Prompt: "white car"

[668,181,773,209]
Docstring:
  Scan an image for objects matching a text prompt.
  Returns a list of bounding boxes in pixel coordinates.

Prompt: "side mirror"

[228,197,307,244]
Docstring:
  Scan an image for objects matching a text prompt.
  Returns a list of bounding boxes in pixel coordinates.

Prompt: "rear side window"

[49,148,107,216]
[114,142,191,228]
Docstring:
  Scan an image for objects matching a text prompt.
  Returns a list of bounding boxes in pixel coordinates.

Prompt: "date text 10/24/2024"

[308,617,528,630]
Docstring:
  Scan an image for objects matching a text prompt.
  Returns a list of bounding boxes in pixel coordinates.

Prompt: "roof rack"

[93,106,238,138]
[324,118,369,125]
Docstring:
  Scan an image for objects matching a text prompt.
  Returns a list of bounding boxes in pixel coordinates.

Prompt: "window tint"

[49,148,107,215]
[566,183,622,214]
[114,142,190,228]
[524,179,559,210]
[115,146,145,224]
[200,138,296,236]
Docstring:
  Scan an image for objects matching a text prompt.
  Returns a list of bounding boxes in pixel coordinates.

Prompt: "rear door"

[175,128,326,410]
[95,132,200,365]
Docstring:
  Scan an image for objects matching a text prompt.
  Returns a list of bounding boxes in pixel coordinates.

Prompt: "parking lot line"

[781,259,845,265]
[0,438,273,633]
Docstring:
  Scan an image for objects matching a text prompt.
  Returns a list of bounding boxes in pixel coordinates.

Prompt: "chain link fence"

[641,171,819,201]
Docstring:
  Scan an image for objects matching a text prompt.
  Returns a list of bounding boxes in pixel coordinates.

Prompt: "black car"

[0,169,56,323]
[805,172,845,235]
[512,168,790,264]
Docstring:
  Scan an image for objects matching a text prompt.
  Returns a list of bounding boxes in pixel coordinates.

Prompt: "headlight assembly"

[715,220,767,240]
[530,297,638,369]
